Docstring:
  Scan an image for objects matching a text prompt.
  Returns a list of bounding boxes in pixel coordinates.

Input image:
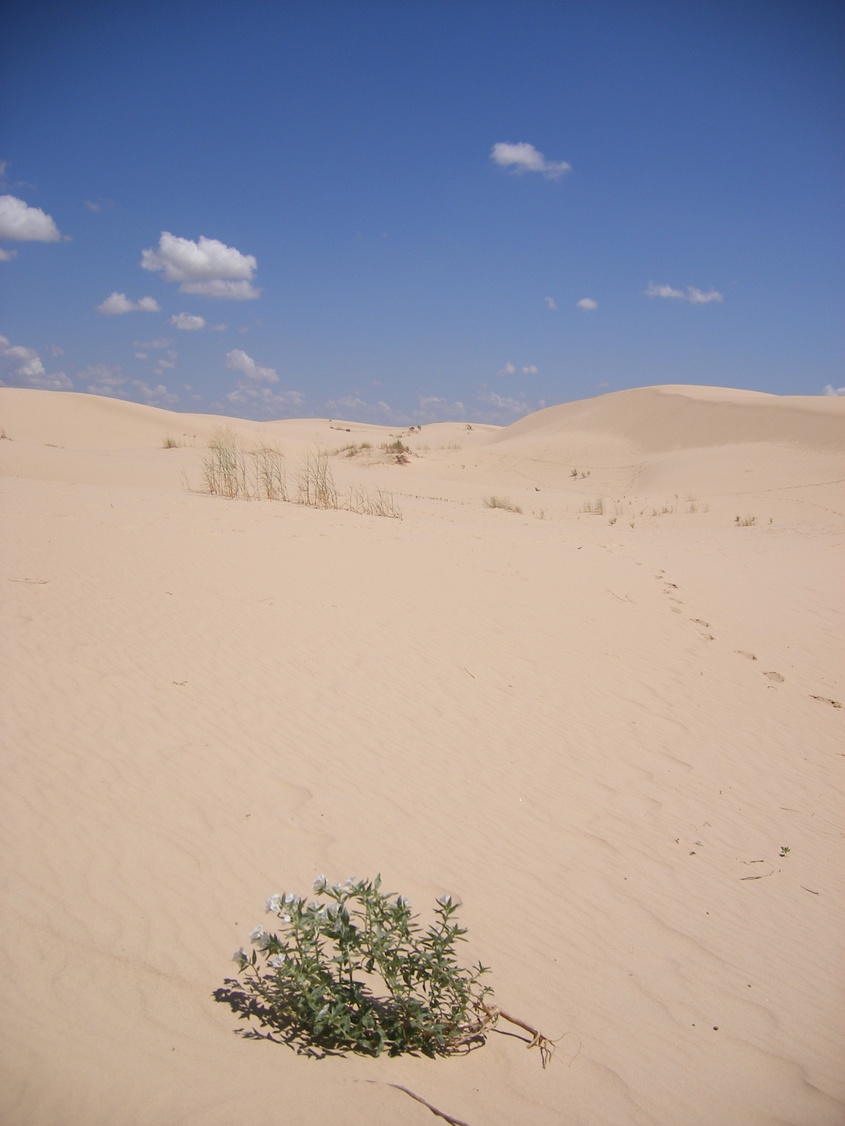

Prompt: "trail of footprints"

[653,571,842,709]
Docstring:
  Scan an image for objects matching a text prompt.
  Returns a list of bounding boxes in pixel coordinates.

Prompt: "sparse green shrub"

[383,439,410,454]
[221,876,555,1065]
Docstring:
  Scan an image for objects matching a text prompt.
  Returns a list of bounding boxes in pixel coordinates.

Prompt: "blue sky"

[1,1,843,423]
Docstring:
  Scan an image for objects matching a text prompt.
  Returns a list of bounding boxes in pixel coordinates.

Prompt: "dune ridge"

[1,385,843,1125]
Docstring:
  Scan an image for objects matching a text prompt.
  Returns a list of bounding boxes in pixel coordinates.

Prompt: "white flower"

[313,875,328,893]
[269,954,286,969]
[265,893,283,915]
[331,883,343,894]
[249,925,264,944]
[343,876,357,889]
[437,893,461,908]
[232,947,248,963]
[395,896,409,909]
[283,892,300,907]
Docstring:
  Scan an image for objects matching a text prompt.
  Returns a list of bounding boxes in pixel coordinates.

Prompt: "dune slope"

[1,385,843,1125]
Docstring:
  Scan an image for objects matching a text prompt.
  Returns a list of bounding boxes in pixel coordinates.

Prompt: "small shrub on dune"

[221,876,555,1065]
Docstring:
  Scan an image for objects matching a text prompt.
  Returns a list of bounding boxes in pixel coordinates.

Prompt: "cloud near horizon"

[576,297,598,310]
[97,292,161,314]
[0,334,72,390]
[491,142,571,180]
[141,232,260,299]
[224,348,304,416]
[0,194,63,242]
[645,282,723,304]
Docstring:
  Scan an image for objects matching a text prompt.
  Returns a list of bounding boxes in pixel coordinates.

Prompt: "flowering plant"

[223,875,554,1063]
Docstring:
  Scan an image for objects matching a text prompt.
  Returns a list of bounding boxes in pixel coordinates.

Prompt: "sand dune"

[1,385,843,1125]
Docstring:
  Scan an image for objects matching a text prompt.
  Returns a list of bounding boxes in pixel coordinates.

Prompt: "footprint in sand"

[735,650,757,661]
[810,695,842,709]
[763,670,785,683]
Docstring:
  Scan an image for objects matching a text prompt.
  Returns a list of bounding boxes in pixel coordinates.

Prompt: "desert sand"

[1,384,843,1125]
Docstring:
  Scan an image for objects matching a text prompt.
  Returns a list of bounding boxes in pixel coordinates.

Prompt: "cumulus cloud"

[152,350,178,374]
[141,231,260,299]
[325,395,394,421]
[133,337,173,349]
[645,281,723,304]
[171,312,206,330]
[224,348,304,417]
[576,297,597,310]
[496,361,516,378]
[414,396,466,422]
[822,384,845,396]
[226,348,278,384]
[522,365,538,375]
[0,334,72,390]
[133,380,179,407]
[477,389,532,420]
[491,142,570,180]
[0,246,18,261]
[0,194,63,241]
[544,296,556,310]
[80,363,129,396]
[97,291,161,314]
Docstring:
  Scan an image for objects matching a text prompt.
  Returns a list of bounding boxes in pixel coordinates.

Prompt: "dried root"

[477,1002,559,1068]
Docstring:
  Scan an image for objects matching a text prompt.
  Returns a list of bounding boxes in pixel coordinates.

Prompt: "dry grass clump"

[736,514,757,526]
[199,432,399,517]
[484,495,523,514]
[580,496,605,515]
[203,428,250,498]
[297,449,338,508]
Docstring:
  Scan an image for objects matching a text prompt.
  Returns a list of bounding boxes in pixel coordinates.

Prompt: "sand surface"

[1,385,843,1125]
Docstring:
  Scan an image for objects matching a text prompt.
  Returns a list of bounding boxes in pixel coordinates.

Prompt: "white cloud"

[153,350,178,374]
[80,363,129,396]
[477,389,532,419]
[224,348,304,417]
[576,297,597,310]
[97,291,161,314]
[0,334,72,390]
[496,361,516,378]
[133,337,173,349]
[0,194,63,241]
[179,278,259,300]
[544,296,556,310]
[133,380,178,407]
[822,384,845,396]
[0,246,17,261]
[414,396,466,422]
[141,231,260,299]
[171,312,206,330]
[687,287,723,304]
[325,395,394,420]
[226,348,278,384]
[522,365,538,376]
[645,281,723,304]
[491,142,570,180]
